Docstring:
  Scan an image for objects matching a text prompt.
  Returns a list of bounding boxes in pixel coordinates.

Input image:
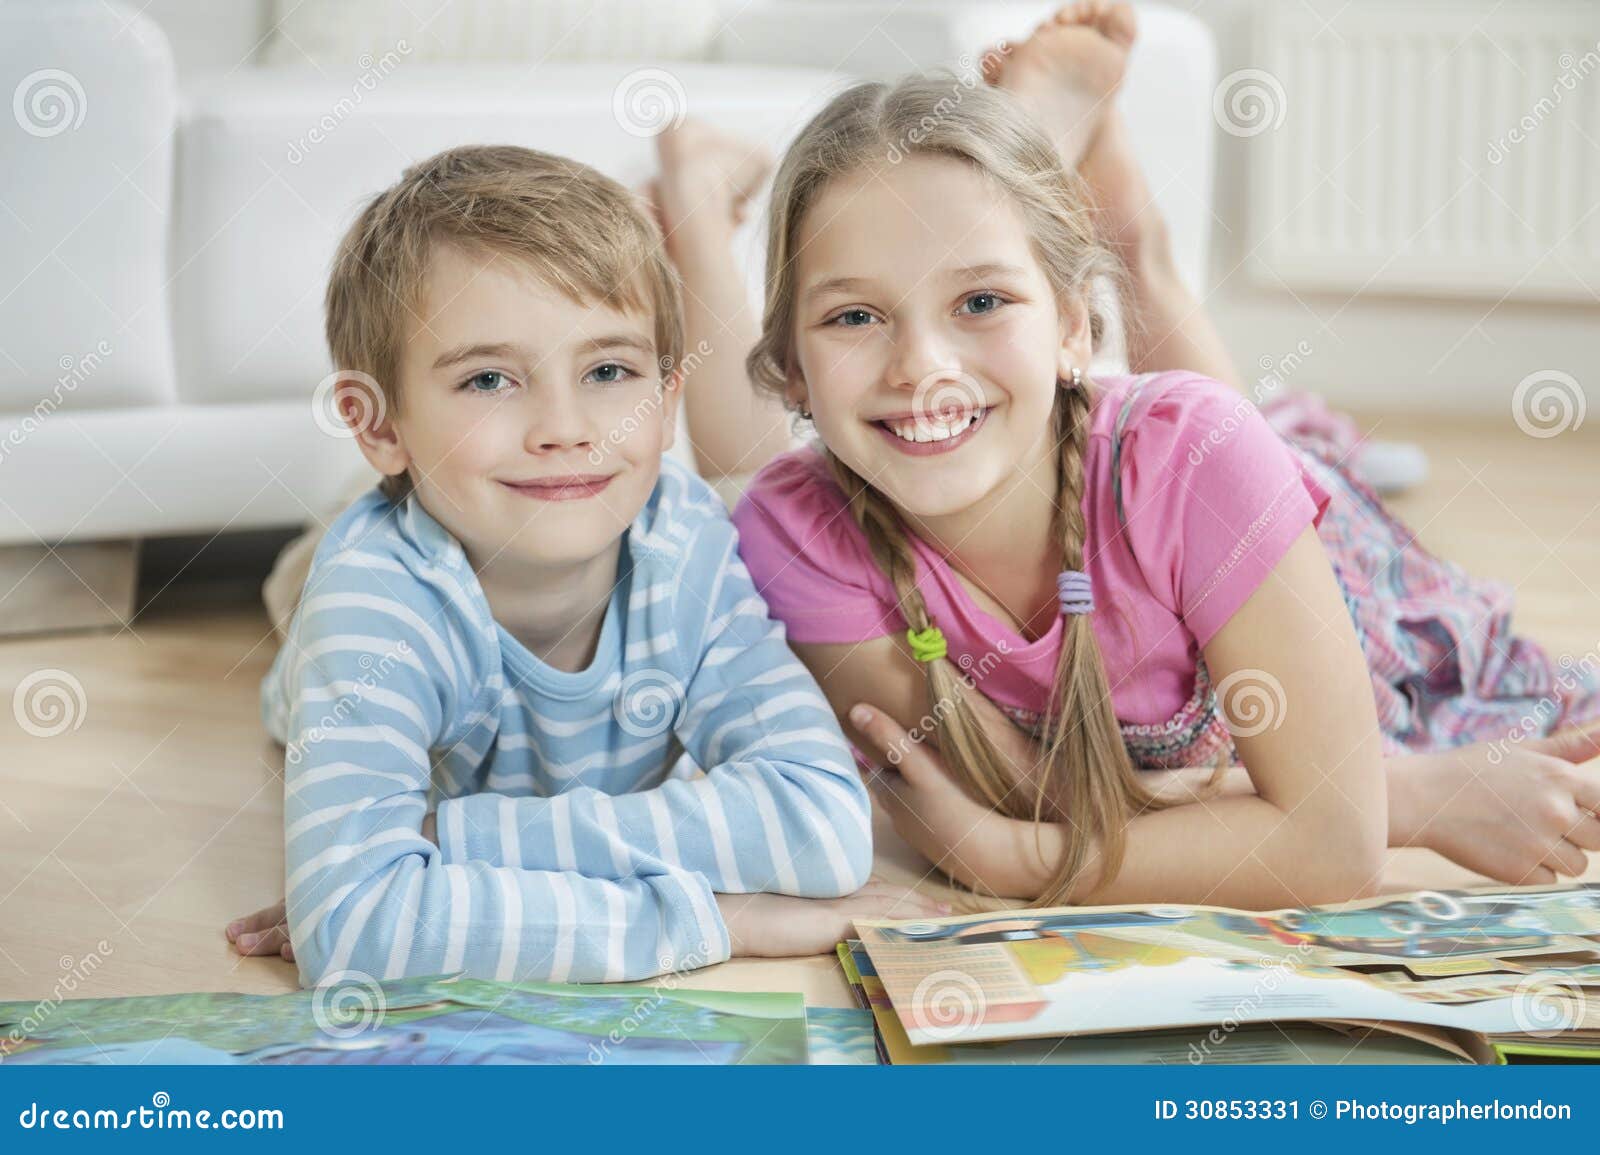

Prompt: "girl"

[729,3,1600,910]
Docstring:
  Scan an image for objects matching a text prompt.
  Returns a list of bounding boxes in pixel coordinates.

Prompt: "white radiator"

[1242,2,1600,301]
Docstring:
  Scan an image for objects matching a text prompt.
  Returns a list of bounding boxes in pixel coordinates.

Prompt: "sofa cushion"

[169,61,845,407]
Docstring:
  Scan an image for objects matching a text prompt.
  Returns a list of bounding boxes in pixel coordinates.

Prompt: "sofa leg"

[0,540,140,638]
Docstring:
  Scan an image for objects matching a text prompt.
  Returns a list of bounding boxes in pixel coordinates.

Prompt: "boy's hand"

[225,898,294,962]
[1398,727,1600,884]
[715,882,950,960]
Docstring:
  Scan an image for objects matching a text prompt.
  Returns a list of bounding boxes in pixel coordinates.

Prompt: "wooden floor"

[1,413,1597,1005]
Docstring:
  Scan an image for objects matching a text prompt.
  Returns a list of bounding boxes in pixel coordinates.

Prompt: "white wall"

[1188,0,1597,415]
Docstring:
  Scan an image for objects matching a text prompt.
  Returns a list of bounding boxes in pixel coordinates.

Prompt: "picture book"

[0,974,811,1065]
[853,883,1600,1064]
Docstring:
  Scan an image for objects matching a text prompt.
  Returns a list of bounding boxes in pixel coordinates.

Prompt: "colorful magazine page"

[804,1007,878,1065]
[0,974,809,1066]
[854,885,1600,1047]
[843,940,1471,1065]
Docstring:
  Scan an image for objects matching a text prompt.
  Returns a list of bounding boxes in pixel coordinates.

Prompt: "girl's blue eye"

[583,362,637,385]
[463,370,511,394]
[960,292,1003,315]
[832,308,876,327]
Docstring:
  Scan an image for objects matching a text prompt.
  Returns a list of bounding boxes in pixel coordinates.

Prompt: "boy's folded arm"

[434,533,874,899]
[280,593,727,988]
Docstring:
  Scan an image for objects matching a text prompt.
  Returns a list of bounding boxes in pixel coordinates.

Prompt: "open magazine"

[850,882,1600,1064]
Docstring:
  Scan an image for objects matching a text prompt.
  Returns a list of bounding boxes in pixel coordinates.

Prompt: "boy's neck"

[472,536,624,673]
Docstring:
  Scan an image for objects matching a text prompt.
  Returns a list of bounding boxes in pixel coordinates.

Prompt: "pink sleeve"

[730,451,899,645]
[1115,375,1332,647]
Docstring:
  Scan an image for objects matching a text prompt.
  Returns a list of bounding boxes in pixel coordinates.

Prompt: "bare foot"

[983,0,1138,170]
[645,119,771,256]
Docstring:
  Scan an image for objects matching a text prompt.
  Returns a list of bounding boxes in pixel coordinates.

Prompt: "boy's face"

[362,243,679,571]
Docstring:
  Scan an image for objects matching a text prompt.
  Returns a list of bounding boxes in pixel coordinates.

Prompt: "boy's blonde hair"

[747,76,1222,907]
[325,144,684,501]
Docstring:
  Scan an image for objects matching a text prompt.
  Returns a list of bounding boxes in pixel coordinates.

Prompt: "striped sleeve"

[277,556,728,988]
[434,518,874,899]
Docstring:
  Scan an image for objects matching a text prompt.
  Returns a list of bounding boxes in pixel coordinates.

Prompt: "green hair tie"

[905,625,947,663]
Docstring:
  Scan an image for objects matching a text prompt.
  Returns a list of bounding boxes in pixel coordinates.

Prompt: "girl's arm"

[799,528,1390,909]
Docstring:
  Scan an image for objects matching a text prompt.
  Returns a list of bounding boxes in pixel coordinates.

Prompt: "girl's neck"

[472,537,622,672]
[902,435,1064,641]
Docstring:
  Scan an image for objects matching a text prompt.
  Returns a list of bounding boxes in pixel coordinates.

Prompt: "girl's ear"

[1055,291,1094,383]
[337,371,411,484]
[782,365,810,416]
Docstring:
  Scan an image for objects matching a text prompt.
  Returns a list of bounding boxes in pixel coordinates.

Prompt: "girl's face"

[788,153,1091,521]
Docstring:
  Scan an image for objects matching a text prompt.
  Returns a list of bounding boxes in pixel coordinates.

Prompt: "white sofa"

[0,0,1215,549]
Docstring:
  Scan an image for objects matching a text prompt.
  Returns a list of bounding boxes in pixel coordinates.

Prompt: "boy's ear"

[1055,292,1094,382]
[329,370,410,483]
[657,364,684,452]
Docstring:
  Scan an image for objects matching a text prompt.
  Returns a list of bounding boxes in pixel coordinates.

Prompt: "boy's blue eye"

[463,370,511,394]
[583,362,637,385]
[960,292,1003,315]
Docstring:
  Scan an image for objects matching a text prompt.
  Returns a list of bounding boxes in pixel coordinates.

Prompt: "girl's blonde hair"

[747,75,1219,906]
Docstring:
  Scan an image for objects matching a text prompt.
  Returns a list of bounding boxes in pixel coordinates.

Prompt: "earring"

[1069,366,1083,390]
[799,402,812,420]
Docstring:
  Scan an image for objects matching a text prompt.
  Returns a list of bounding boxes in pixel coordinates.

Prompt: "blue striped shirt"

[262,457,872,988]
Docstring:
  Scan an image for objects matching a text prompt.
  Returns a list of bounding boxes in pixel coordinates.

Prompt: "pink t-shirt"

[730,371,1332,733]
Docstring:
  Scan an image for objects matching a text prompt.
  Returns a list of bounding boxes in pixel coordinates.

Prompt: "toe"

[1098,1,1139,48]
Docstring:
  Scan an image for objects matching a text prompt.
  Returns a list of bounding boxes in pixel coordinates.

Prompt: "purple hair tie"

[1057,570,1094,616]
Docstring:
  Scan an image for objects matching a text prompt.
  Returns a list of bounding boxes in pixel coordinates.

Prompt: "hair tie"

[1057,570,1094,615]
[905,625,947,663]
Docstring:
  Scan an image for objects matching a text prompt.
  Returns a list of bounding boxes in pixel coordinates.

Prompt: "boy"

[230,143,943,986]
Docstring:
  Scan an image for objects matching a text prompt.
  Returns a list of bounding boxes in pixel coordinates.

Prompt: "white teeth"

[884,411,978,443]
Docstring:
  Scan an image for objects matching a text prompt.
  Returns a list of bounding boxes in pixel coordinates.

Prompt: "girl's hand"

[225,898,294,962]
[1398,727,1600,884]
[849,702,1020,896]
[714,881,950,959]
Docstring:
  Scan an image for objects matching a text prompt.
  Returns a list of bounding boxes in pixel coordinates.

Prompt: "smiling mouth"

[871,406,992,454]
[500,474,615,501]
